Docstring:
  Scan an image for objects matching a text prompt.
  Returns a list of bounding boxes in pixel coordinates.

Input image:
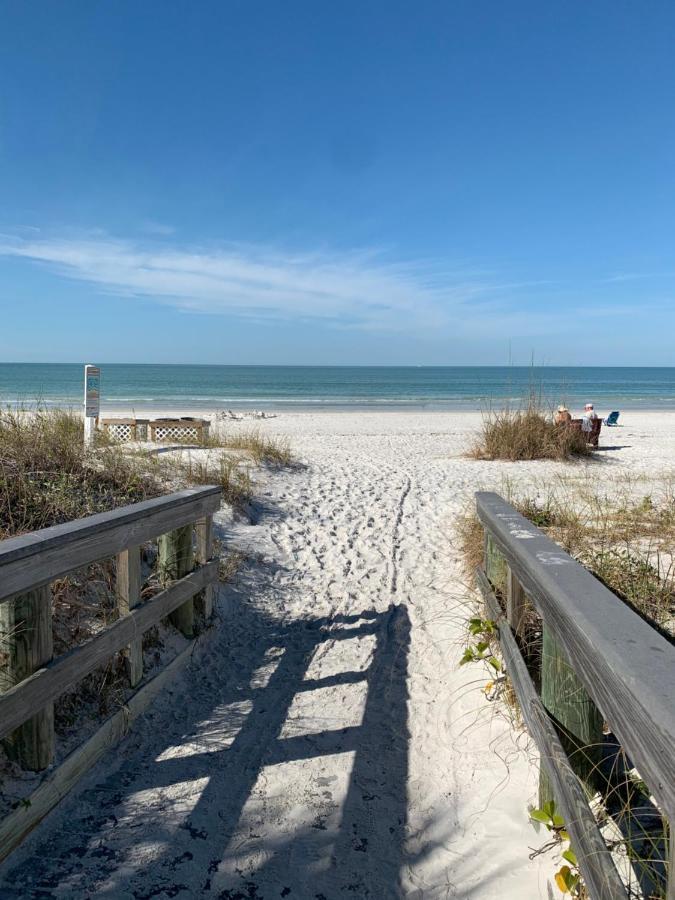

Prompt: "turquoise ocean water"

[1,364,675,412]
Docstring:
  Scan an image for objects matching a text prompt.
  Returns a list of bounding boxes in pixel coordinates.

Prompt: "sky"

[1,0,675,366]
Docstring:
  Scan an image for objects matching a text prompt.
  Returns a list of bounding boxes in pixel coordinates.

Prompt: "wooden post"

[539,625,604,806]
[506,566,526,639]
[158,524,194,637]
[0,587,54,770]
[195,515,214,622]
[116,546,143,687]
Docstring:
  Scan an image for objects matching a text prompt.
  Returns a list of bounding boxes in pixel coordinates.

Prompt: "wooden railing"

[475,492,675,900]
[0,486,221,778]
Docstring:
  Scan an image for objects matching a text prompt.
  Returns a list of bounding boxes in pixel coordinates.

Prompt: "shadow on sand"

[0,555,414,899]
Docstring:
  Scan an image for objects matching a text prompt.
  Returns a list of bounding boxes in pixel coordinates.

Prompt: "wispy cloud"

[0,232,488,332]
[0,230,668,339]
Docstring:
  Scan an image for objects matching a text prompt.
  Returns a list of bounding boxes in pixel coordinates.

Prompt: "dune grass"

[165,452,254,511]
[205,427,293,466]
[0,407,162,539]
[470,404,591,461]
[460,475,675,638]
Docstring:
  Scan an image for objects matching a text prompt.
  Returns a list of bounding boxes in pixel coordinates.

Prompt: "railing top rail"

[476,491,675,821]
[0,486,221,603]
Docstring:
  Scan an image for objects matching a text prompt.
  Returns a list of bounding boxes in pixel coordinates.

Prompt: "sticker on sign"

[84,365,101,418]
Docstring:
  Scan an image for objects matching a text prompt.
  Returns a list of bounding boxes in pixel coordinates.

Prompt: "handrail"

[0,485,221,783]
[476,566,628,900]
[476,491,675,822]
[0,486,222,602]
[0,560,218,742]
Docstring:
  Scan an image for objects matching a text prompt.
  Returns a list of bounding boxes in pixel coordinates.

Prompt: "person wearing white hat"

[582,403,598,433]
[554,405,572,425]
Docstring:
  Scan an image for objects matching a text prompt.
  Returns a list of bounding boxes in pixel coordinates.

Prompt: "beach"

[1,409,673,898]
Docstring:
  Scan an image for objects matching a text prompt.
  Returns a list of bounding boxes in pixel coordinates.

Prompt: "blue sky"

[1,1,675,365]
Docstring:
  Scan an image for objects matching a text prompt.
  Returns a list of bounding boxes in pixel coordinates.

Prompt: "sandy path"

[4,410,670,899]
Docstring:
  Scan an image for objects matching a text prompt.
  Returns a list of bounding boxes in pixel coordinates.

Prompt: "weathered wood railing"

[0,485,221,854]
[475,492,675,900]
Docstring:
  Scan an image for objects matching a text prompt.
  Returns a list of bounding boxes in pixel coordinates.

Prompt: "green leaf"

[488,656,502,672]
[562,849,577,867]
[543,800,556,819]
[559,829,570,842]
[475,640,489,653]
[468,618,483,634]
[529,808,552,825]
[552,813,565,829]
[459,648,475,666]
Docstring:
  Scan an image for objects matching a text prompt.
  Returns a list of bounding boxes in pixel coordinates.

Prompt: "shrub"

[471,406,591,461]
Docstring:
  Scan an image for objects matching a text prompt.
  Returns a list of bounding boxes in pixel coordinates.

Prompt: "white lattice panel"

[153,425,200,441]
[106,423,133,441]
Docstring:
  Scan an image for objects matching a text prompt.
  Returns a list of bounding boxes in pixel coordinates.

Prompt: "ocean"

[1,363,675,412]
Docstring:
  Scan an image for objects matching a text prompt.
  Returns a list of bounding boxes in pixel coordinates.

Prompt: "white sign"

[83,364,100,448]
[84,365,101,418]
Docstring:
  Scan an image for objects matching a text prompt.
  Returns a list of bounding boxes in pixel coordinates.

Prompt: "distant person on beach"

[554,405,572,425]
[582,403,598,433]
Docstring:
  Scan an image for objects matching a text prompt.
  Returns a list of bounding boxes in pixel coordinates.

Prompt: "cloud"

[0,231,668,339]
[0,232,485,332]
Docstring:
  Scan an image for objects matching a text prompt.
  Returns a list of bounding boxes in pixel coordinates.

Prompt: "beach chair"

[570,418,602,447]
[604,411,620,426]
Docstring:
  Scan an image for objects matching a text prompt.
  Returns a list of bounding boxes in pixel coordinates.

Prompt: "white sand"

[1,410,673,899]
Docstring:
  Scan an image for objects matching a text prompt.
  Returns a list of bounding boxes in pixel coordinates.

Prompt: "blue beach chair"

[604,411,620,426]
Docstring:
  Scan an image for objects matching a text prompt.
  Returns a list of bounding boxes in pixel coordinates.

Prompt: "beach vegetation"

[470,402,591,461]
[163,452,254,512]
[459,477,675,637]
[205,428,293,466]
[0,407,161,539]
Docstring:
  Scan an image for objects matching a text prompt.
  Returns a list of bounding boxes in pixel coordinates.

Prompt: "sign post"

[83,364,100,448]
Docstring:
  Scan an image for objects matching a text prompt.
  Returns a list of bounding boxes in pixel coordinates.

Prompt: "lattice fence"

[101,419,136,441]
[151,423,206,442]
[105,422,134,441]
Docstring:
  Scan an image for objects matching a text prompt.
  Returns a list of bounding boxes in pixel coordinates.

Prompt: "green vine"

[460,617,502,673]
[529,800,584,895]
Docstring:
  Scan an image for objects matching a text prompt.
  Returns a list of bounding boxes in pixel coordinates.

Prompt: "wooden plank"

[539,624,604,806]
[0,586,54,771]
[506,566,526,638]
[0,486,221,603]
[195,515,214,621]
[116,546,143,687]
[476,491,675,822]
[485,532,507,595]
[0,638,196,864]
[159,524,194,637]
[476,566,628,900]
[0,561,217,741]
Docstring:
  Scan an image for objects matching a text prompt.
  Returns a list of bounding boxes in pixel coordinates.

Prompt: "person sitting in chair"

[554,405,572,425]
[582,403,598,433]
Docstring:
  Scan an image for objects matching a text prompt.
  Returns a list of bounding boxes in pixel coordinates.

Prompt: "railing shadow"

[0,567,412,898]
